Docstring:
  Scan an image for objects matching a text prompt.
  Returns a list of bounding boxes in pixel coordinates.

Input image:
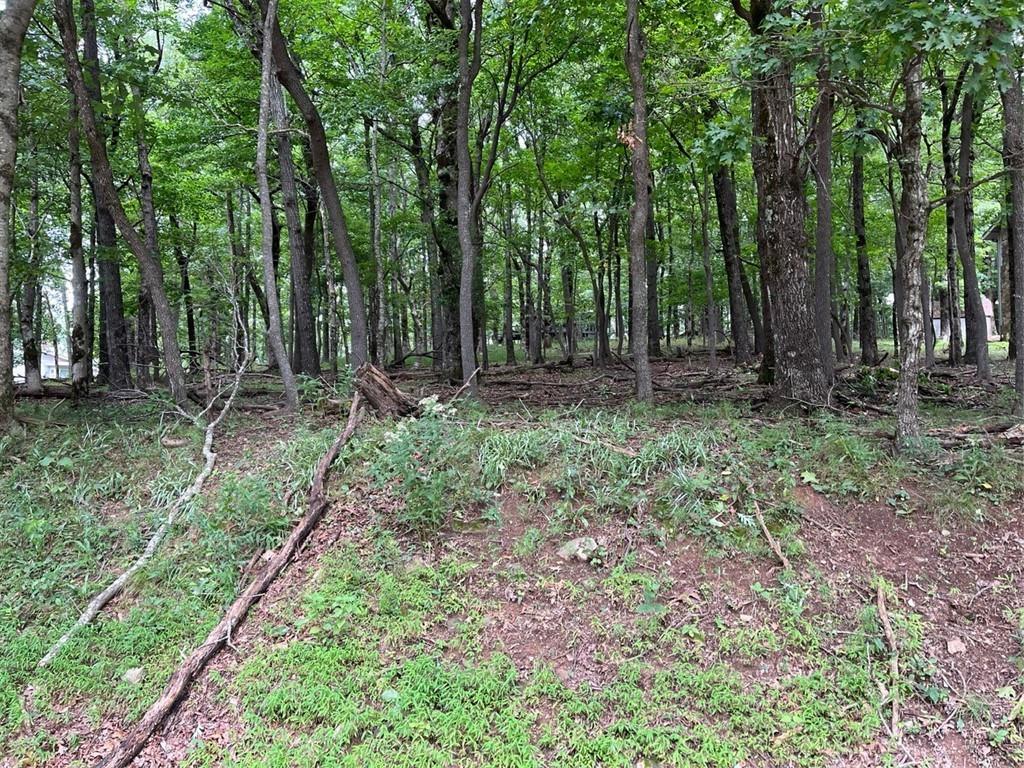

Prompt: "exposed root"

[96,392,365,768]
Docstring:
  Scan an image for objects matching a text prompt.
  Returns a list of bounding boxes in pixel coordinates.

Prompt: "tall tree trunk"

[938,67,964,366]
[255,0,298,408]
[895,54,927,446]
[813,58,835,382]
[80,0,131,391]
[712,165,751,363]
[625,0,652,402]
[697,172,716,368]
[254,1,367,368]
[69,88,90,397]
[1001,61,1024,416]
[455,0,482,394]
[271,84,320,376]
[170,215,198,370]
[737,0,823,401]
[0,0,35,428]
[851,122,878,365]
[503,196,516,364]
[19,177,42,393]
[132,85,160,387]
[58,0,189,404]
[955,82,989,378]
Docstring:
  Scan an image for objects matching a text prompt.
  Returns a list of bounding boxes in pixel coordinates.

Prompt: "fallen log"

[96,392,365,768]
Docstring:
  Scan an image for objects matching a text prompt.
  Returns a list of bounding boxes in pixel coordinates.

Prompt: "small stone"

[122,667,145,684]
[557,536,599,563]
[946,637,967,655]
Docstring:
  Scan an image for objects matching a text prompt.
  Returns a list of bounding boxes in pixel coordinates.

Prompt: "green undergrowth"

[345,399,1023,553]
[183,533,893,768]
[0,401,331,759]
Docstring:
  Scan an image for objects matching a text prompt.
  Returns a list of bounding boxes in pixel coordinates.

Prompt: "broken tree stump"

[355,363,420,417]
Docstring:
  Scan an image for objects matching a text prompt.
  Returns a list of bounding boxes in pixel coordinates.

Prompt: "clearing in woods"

[2,360,1024,767]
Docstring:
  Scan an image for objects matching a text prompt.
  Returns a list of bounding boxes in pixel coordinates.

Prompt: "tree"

[625,0,652,402]
[0,0,38,430]
[255,0,298,409]
[55,0,189,406]
[732,0,826,402]
[1001,52,1024,415]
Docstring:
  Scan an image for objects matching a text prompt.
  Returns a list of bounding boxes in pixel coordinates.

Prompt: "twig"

[37,349,251,670]
[752,499,791,571]
[876,583,902,739]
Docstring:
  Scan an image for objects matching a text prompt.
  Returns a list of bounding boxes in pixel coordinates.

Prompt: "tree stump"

[354,363,420,417]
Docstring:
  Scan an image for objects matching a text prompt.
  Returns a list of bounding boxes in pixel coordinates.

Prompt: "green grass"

[0,401,331,761]
[180,529,887,768]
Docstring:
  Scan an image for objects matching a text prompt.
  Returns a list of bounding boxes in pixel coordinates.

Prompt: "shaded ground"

[3,358,1024,767]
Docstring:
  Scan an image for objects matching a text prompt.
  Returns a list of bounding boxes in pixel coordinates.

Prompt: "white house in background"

[931,295,998,343]
[12,343,72,383]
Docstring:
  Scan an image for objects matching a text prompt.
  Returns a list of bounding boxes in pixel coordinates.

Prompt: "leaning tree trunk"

[895,53,927,446]
[259,0,368,368]
[1001,61,1024,416]
[255,0,299,409]
[272,83,319,376]
[56,0,188,405]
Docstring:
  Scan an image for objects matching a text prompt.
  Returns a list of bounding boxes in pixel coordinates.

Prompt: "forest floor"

[2,355,1024,767]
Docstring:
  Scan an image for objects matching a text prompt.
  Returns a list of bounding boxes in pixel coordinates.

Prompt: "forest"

[1,0,1024,765]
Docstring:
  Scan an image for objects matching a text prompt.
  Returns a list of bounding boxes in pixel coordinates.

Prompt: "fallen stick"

[37,356,250,670]
[752,499,791,571]
[876,583,901,738]
[96,393,365,768]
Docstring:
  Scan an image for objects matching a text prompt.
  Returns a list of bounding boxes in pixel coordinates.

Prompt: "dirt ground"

[14,358,1024,767]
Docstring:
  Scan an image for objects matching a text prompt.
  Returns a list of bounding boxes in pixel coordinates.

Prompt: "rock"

[946,636,967,655]
[557,536,599,563]
[122,667,145,684]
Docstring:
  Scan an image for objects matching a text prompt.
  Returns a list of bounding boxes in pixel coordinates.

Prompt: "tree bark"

[1001,62,1024,416]
[0,0,36,428]
[170,215,198,370]
[252,0,368,368]
[80,0,131,391]
[625,0,652,402]
[895,54,927,445]
[455,0,483,394]
[954,80,989,378]
[738,0,824,401]
[69,88,90,397]
[19,176,42,393]
[851,119,878,365]
[272,83,319,376]
[812,55,835,381]
[938,67,965,366]
[712,165,751,363]
[255,0,298,409]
